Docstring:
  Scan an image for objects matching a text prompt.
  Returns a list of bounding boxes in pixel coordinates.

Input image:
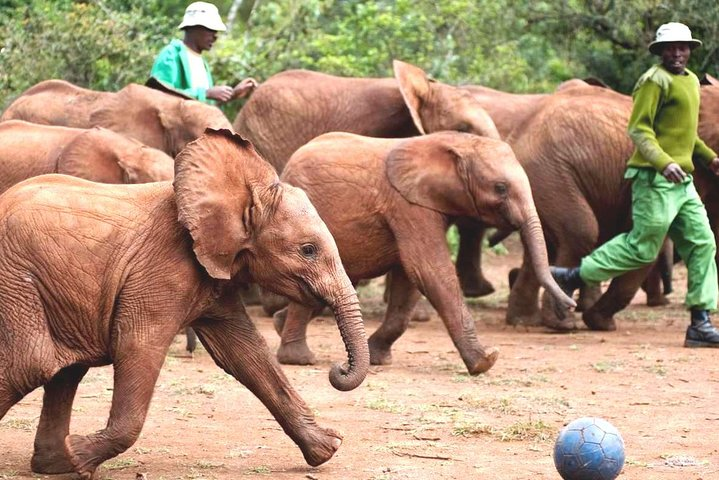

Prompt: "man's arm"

[627,80,675,173]
[694,136,719,167]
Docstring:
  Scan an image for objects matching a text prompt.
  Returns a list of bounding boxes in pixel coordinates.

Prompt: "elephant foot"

[460,275,495,298]
[64,434,101,480]
[646,295,670,307]
[541,310,578,332]
[582,310,617,331]
[464,346,500,375]
[368,337,393,365]
[505,311,542,327]
[273,308,288,336]
[298,427,342,467]
[277,340,317,365]
[31,445,74,474]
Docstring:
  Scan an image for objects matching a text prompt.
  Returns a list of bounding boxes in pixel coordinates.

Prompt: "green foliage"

[1,0,718,114]
[0,1,174,109]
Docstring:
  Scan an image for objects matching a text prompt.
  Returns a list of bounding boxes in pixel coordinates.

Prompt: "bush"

[0,1,174,109]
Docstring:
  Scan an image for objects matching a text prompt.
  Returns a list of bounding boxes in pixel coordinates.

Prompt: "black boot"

[685,310,719,348]
[549,266,584,298]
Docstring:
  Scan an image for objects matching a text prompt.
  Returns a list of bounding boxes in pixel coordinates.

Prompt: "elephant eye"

[300,243,317,258]
[494,183,508,196]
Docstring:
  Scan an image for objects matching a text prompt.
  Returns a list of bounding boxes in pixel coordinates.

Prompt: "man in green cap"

[551,22,719,347]
[150,1,256,104]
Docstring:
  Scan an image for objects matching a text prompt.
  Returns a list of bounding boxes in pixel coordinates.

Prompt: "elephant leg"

[64,345,169,479]
[368,267,422,365]
[383,271,433,322]
[0,383,23,422]
[396,220,498,374]
[582,267,650,331]
[577,284,603,312]
[260,288,290,316]
[455,222,495,297]
[32,364,89,474]
[539,208,599,330]
[506,255,542,326]
[276,302,324,365]
[185,327,197,354]
[194,313,342,467]
[643,262,669,306]
[239,282,262,306]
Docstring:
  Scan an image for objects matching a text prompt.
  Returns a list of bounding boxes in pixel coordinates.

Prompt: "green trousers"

[580,167,718,310]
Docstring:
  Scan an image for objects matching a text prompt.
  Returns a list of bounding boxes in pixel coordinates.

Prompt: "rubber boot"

[684,310,719,348]
[549,266,585,298]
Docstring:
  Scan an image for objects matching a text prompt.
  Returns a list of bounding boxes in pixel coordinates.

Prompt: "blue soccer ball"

[553,417,625,480]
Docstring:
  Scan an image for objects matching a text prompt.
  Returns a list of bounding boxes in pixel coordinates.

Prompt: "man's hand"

[662,163,687,183]
[709,157,719,175]
[206,86,234,103]
[232,77,258,99]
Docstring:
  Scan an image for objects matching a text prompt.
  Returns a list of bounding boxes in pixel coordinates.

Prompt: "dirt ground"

[1,235,718,480]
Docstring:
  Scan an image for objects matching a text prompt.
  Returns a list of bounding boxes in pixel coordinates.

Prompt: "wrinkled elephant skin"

[0,120,174,193]
[276,131,575,375]
[0,129,368,478]
[1,80,232,157]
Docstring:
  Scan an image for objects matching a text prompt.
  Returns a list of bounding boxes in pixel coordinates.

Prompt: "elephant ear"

[701,73,719,86]
[116,143,174,184]
[57,127,126,183]
[174,128,279,280]
[386,135,475,217]
[393,59,432,135]
[90,84,169,153]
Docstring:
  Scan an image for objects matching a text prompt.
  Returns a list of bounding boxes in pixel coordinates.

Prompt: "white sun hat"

[648,22,702,55]
[178,2,227,32]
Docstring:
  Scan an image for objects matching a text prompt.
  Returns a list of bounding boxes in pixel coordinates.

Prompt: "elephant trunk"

[519,212,577,311]
[326,284,369,392]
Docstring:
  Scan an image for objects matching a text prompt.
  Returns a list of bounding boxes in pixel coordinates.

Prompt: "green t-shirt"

[626,64,716,173]
[150,39,214,103]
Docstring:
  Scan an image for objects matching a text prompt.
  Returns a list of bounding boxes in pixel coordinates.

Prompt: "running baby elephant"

[274,131,576,374]
[0,129,369,478]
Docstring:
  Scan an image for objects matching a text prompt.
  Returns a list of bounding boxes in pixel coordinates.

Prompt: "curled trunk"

[327,287,369,391]
[520,214,576,311]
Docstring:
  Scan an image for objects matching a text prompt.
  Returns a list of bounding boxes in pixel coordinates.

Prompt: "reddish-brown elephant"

[0,129,369,478]
[0,120,174,191]
[273,131,575,375]
[1,80,232,157]
[234,60,501,298]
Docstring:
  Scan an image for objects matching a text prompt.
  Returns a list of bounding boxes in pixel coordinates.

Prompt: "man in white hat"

[551,22,719,347]
[150,1,256,104]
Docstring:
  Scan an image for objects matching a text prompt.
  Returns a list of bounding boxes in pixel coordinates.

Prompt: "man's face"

[660,42,691,74]
[188,26,218,53]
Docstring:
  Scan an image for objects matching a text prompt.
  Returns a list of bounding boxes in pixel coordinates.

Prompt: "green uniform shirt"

[626,64,716,173]
[150,39,214,103]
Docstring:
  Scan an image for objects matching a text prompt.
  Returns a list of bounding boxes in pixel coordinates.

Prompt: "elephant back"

[1,79,107,126]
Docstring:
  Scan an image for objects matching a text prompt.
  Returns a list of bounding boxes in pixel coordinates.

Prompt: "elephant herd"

[0,60,716,477]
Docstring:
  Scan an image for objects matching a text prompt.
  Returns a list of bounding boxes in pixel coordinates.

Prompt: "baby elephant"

[275,131,575,374]
[0,120,174,192]
[0,129,368,478]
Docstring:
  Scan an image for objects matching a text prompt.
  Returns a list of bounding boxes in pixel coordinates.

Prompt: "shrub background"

[1,0,718,121]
